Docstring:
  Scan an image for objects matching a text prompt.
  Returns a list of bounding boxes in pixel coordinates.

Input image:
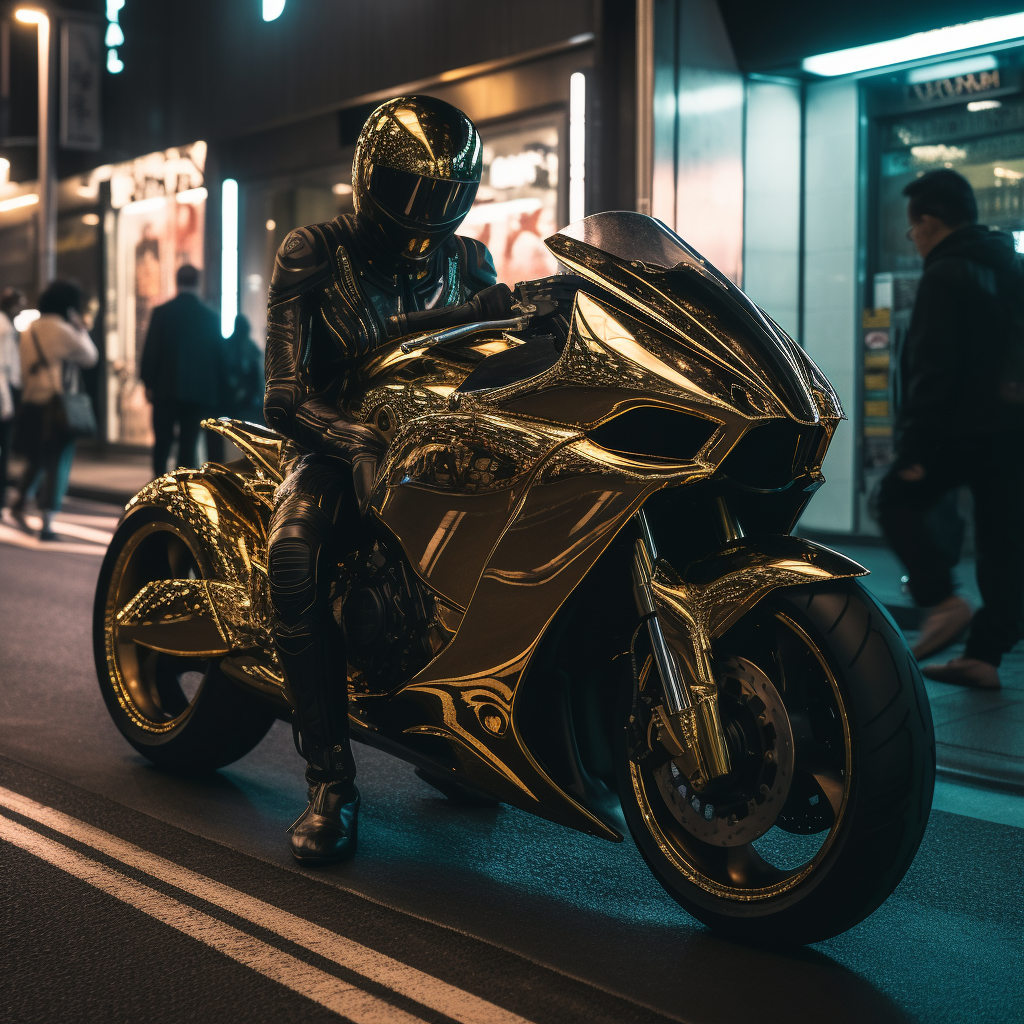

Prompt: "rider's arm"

[264,227,385,468]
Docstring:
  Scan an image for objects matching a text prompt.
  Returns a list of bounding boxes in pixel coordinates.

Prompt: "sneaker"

[912,595,972,660]
[38,528,59,542]
[921,657,1001,689]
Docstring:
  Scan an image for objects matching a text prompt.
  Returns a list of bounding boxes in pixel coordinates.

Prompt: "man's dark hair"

[176,264,200,289]
[903,169,978,227]
[0,287,24,315]
[37,280,83,320]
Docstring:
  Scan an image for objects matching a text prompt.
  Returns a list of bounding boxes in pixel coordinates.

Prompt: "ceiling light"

[263,0,286,21]
[82,213,101,225]
[332,183,352,195]
[266,219,276,231]
[14,9,47,25]
[968,99,1002,112]
[802,12,1024,77]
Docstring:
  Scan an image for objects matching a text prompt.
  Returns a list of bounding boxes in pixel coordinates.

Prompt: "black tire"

[616,578,935,945]
[93,506,276,772]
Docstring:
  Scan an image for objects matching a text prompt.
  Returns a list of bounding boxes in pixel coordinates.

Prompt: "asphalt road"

[1,500,1022,1024]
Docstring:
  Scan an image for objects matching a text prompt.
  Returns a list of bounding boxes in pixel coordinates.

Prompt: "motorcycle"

[93,212,934,944]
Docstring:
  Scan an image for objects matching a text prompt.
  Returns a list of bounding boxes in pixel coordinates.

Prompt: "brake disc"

[653,656,794,848]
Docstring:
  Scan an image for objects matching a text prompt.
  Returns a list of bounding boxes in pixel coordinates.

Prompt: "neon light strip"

[802,13,1024,77]
[221,179,238,337]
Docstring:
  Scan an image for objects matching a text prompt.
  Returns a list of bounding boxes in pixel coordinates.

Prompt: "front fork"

[631,505,733,790]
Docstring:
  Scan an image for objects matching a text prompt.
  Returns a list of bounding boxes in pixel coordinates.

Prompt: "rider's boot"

[289,768,360,865]
[273,623,360,865]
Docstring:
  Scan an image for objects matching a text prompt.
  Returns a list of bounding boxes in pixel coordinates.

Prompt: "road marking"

[0,813,425,1024]
[0,786,532,1024]
[0,520,108,555]
[19,512,116,545]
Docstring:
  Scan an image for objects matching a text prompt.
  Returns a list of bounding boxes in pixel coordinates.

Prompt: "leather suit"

[264,212,497,784]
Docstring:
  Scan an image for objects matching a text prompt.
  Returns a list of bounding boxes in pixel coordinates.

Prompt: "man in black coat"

[141,264,225,476]
[878,169,1024,688]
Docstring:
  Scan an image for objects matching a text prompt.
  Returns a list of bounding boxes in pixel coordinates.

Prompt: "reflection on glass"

[459,117,561,287]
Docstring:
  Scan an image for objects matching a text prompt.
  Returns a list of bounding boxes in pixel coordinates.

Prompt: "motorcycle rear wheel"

[93,506,276,772]
[617,578,934,945]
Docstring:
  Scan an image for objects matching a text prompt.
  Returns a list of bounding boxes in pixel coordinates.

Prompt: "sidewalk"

[9,446,160,508]
[811,538,1024,796]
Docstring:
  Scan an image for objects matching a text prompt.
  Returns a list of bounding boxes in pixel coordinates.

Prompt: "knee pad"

[268,534,318,624]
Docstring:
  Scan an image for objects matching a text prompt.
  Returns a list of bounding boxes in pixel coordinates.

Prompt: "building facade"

[3,1,1022,535]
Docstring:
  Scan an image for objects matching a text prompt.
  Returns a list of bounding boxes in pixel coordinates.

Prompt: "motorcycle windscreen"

[546,212,841,425]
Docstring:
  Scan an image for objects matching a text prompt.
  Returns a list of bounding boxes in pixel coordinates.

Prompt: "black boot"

[289,773,360,865]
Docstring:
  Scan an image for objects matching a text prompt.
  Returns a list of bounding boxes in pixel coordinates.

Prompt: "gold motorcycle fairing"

[107,224,862,841]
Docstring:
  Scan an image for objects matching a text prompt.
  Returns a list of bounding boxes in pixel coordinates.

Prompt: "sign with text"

[60,20,102,151]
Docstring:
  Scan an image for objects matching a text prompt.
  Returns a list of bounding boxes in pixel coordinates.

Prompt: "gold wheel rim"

[104,519,211,734]
[630,611,853,901]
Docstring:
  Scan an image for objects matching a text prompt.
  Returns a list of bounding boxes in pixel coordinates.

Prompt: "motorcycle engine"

[332,538,438,692]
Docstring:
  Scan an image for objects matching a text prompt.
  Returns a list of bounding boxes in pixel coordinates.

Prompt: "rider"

[263,96,512,865]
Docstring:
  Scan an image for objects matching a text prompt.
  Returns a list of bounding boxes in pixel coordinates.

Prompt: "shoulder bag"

[27,324,97,442]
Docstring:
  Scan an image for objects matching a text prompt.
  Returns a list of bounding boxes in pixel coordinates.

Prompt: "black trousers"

[152,401,223,476]
[14,402,76,512]
[877,435,1024,665]
[0,417,14,505]
[267,452,359,783]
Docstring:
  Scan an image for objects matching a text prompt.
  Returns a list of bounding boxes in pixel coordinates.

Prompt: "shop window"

[460,115,562,287]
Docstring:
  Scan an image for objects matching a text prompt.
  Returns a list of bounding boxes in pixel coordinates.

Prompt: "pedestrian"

[9,280,98,541]
[140,264,225,476]
[0,287,25,511]
[224,313,265,424]
[878,168,1024,689]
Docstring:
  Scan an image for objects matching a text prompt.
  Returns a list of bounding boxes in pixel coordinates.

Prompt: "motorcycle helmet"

[352,95,482,265]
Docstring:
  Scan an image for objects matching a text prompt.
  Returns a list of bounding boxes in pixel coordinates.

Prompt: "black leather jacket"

[897,224,1024,457]
[264,213,497,462]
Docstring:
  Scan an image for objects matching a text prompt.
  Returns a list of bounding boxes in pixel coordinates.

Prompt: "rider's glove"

[464,283,515,322]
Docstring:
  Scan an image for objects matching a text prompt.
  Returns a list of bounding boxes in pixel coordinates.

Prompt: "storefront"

[857,54,1024,528]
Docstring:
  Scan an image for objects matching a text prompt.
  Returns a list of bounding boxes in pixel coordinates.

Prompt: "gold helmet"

[352,95,482,264]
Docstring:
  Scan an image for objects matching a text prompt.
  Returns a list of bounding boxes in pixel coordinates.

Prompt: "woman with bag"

[10,281,97,541]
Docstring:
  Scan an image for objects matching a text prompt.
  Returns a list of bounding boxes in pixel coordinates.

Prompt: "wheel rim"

[628,609,853,901]
[104,520,214,734]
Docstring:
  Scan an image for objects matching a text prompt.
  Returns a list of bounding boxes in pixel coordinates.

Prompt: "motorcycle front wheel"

[617,579,934,945]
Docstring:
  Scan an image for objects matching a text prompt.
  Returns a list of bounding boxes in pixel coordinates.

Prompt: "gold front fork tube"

[632,510,732,789]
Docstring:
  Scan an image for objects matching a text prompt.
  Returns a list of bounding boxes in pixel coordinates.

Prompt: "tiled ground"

[836,541,1024,793]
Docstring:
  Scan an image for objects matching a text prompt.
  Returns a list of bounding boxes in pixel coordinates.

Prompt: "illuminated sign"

[106,0,124,73]
[909,69,1001,103]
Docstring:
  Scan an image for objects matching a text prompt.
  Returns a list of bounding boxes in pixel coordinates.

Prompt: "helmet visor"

[366,164,478,227]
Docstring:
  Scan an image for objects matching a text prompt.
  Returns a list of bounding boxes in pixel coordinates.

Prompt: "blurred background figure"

[9,281,98,541]
[878,169,1024,689]
[224,313,265,425]
[0,287,25,513]
[141,264,225,475]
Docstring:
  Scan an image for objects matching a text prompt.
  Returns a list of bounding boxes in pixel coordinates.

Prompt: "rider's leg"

[268,452,360,863]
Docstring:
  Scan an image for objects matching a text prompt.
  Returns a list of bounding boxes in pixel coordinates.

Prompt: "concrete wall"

[798,79,860,533]
[742,79,801,339]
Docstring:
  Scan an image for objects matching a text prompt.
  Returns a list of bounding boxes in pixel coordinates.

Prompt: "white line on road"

[0,813,425,1024]
[0,785,533,1024]
[19,512,116,545]
[0,521,108,555]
